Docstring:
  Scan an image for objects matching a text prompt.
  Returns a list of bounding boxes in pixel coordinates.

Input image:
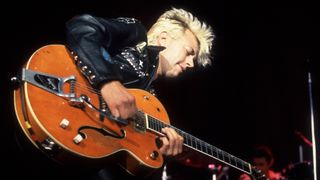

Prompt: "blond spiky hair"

[148,7,214,67]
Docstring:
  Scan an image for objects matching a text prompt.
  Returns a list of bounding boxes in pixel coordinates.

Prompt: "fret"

[185,134,190,146]
[236,157,244,170]
[202,141,207,153]
[153,119,156,130]
[159,119,165,127]
[230,155,237,166]
[146,114,252,175]
[189,136,193,147]
[150,119,155,131]
[151,120,155,130]
[155,120,161,132]
[196,139,201,150]
[187,134,193,147]
[148,119,152,129]
[191,136,195,148]
[148,117,154,130]
[217,149,221,159]
[175,129,183,137]
[204,143,208,154]
[223,152,231,164]
[208,145,213,156]
[243,162,250,172]
[197,140,201,151]
[199,141,204,152]
[210,145,218,157]
[217,149,224,161]
[182,132,191,146]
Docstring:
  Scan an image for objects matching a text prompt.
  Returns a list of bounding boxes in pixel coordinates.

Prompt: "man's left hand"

[159,127,184,156]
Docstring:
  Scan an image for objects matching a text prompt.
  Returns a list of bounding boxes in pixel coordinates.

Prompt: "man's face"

[253,157,271,175]
[159,29,199,78]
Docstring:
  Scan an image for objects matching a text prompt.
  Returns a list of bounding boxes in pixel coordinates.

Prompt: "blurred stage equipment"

[284,161,313,180]
[207,164,230,180]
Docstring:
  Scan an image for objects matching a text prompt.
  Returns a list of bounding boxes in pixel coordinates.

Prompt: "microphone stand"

[208,164,219,180]
[307,62,318,180]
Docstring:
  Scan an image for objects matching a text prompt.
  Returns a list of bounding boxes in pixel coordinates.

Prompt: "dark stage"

[1,1,319,179]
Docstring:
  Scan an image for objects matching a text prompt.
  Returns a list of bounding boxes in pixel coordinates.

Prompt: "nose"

[185,56,195,68]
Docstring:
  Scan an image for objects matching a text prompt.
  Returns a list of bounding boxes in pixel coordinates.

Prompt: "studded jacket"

[66,14,164,91]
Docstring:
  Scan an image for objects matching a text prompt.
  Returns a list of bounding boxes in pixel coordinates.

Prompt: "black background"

[1,0,319,179]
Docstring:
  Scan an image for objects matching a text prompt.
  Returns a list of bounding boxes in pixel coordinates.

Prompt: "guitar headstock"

[251,167,269,180]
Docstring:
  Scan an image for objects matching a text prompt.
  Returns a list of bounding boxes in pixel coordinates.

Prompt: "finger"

[169,129,183,154]
[178,135,184,154]
[167,128,179,155]
[162,128,176,155]
[116,94,137,119]
[159,136,169,155]
[169,128,183,155]
[108,104,120,118]
[161,128,171,155]
[124,93,137,118]
[109,101,129,119]
[118,104,131,119]
[127,96,137,117]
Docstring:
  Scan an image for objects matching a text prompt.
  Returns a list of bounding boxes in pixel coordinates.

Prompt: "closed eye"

[186,47,195,56]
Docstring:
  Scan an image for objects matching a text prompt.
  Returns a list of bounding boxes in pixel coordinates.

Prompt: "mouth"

[178,64,185,72]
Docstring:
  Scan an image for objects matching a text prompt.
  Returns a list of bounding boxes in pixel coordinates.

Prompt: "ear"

[157,31,169,46]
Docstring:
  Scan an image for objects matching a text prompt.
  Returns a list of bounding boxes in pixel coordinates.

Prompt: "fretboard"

[146,115,252,175]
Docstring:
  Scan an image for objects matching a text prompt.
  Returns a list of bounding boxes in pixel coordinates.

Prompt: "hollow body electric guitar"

[13,44,264,179]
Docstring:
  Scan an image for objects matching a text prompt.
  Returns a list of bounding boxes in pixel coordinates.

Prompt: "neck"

[154,54,166,79]
[154,64,161,80]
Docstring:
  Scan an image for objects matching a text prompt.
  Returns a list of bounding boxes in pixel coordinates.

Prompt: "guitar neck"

[146,115,253,175]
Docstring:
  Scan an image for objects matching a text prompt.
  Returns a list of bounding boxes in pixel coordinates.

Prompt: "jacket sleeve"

[65,14,147,88]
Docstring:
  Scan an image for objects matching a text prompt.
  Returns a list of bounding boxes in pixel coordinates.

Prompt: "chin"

[165,68,182,78]
[165,72,181,78]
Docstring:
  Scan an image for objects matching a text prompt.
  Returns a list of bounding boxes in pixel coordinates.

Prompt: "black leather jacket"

[66,14,164,90]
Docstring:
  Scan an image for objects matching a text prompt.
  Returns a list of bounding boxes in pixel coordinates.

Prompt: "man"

[66,7,214,179]
[238,145,285,180]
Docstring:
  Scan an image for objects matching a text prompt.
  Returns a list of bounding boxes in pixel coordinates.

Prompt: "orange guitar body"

[13,44,170,176]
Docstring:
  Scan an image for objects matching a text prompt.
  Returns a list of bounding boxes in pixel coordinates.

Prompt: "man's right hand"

[100,81,137,119]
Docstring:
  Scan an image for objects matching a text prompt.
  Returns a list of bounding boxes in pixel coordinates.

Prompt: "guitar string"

[73,82,101,94]
[72,81,250,169]
[147,117,251,173]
